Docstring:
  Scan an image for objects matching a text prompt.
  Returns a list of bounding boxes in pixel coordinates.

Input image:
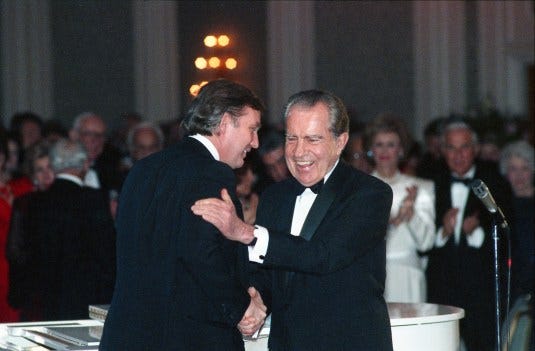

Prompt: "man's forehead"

[81,117,106,130]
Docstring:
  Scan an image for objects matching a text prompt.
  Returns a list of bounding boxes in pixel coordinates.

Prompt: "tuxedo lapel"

[299,182,336,241]
[298,163,344,241]
[284,163,343,292]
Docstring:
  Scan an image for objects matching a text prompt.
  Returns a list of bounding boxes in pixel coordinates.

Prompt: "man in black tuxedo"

[425,120,513,351]
[193,90,394,350]
[99,80,267,351]
[29,139,116,320]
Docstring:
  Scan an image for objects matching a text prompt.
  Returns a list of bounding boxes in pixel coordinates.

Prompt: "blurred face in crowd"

[505,156,533,196]
[285,102,348,187]
[132,128,162,161]
[347,135,372,173]
[21,120,42,149]
[442,128,479,176]
[218,106,261,169]
[33,156,55,191]
[261,146,289,182]
[236,165,256,198]
[76,115,106,162]
[371,131,403,173]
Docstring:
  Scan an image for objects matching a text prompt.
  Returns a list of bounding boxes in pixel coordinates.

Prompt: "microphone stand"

[491,215,501,351]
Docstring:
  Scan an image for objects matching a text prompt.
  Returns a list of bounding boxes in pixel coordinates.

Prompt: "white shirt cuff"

[248,225,269,263]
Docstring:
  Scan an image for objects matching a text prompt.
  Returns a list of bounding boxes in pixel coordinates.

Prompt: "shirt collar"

[189,134,220,161]
[56,173,84,186]
[323,159,339,184]
[451,165,476,179]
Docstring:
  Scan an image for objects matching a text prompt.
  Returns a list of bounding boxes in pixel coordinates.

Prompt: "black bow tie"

[451,176,473,186]
[296,179,324,195]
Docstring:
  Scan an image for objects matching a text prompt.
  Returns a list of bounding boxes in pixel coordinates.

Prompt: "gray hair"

[499,140,534,175]
[49,139,88,172]
[440,121,479,146]
[127,121,165,153]
[283,89,349,138]
[72,112,104,131]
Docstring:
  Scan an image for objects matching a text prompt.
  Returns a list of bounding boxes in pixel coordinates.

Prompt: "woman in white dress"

[364,113,436,303]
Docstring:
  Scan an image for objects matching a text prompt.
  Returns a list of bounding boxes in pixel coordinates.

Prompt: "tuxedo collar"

[189,134,220,160]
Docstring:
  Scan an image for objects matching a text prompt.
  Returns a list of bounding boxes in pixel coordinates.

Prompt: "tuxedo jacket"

[254,161,394,351]
[426,160,513,351]
[92,143,124,192]
[28,178,116,320]
[100,138,250,351]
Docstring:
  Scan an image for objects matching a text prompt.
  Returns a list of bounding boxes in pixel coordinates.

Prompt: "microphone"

[470,179,509,228]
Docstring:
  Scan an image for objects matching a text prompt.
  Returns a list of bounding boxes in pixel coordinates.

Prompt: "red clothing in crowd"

[0,177,33,322]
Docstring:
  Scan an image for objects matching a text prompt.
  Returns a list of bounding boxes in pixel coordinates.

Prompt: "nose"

[292,139,306,157]
[251,132,259,148]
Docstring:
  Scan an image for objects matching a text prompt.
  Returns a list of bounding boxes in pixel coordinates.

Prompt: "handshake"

[238,287,267,337]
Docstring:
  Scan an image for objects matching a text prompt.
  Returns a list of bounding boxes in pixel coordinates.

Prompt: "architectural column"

[1,0,53,124]
[267,1,315,125]
[413,1,466,140]
[132,1,180,122]
[478,0,534,116]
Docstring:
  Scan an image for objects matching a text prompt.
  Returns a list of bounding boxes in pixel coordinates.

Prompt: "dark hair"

[284,89,349,137]
[363,112,413,154]
[183,79,264,136]
[0,127,9,164]
[257,129,285,156]
[9,111,44,133]
[424,117,446,138]
[9,112,44,147]
[43,119,68,139]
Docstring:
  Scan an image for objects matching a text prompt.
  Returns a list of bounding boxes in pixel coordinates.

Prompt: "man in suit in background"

[193,90,394,350]
[69,112,123,193]
[100,79,267,351]
[425,119,513,351]
[30,139,116,320]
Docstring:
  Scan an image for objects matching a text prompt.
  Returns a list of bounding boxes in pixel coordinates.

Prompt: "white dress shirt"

[435,166,484,248]
[249,161,339,263]
[83,168,101,189]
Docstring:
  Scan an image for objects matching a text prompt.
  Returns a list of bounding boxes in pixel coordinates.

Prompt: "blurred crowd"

[0,108,532,350]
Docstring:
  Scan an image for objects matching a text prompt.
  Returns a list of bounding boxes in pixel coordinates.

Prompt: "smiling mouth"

[295,160,313,167]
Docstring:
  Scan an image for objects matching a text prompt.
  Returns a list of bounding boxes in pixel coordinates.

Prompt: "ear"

[216,113,233,136]
[336,132,349,155]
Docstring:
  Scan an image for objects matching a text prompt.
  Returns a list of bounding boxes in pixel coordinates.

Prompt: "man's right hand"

[191,188,255,244]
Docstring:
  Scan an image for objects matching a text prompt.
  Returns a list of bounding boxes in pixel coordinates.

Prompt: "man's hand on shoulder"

[191,188,255,244]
